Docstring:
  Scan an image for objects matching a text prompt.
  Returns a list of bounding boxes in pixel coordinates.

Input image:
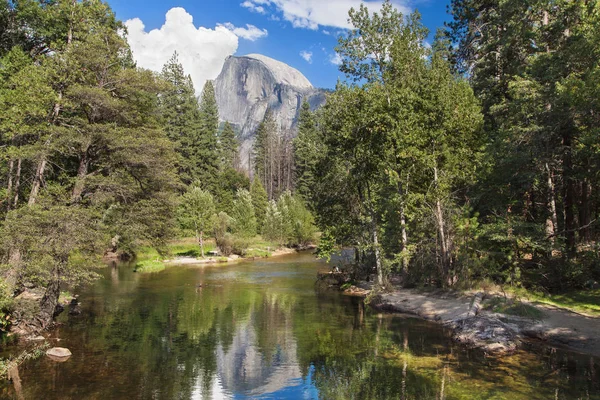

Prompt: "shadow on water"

[0,252,598,399]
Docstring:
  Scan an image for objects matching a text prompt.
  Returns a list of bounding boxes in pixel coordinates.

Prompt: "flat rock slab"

[46,347,72,361]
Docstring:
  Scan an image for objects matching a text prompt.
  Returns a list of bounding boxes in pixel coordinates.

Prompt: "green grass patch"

[136,236,283,263]
[525,289,600,317]
[134,260,166,274]
[169,238,216,258]
[245,248,272,258]
[483,297,545,320]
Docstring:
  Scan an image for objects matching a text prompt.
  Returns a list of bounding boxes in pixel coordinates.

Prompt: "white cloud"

[125,8,268,95]
[322,29,331,35]
[218,22,268,41]
[300,50,313,63]
[329,53,342,65]
[241,0,266,14]
[240,0,411,30]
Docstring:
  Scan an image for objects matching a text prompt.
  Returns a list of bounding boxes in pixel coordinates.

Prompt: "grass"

[134,260,166,274]
[523,289,600,317]
[483,296,546,320]
[481,285,600,318]
[169,237,217,258]
[245,248,272,258]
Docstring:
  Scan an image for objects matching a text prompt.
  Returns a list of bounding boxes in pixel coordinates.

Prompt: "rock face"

[214,54,327,168]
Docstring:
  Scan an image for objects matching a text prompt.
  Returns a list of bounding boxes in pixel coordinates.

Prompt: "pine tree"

[231,189,257,239]
[294,101,321,201]
[219,121,239,170]
[160,52,201,185]
[196,80,220,191]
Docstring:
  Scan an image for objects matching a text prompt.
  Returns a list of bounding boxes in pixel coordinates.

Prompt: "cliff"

[213,54,326,167]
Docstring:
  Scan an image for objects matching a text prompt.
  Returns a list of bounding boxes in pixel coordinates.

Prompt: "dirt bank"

[370,289,600,357]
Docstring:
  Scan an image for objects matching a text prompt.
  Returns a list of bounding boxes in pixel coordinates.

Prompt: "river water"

[1,252,599,399]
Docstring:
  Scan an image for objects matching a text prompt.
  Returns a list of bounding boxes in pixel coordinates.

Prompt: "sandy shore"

[370,289,600,357]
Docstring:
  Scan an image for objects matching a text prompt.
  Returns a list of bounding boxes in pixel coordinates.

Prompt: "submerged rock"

[451,316,519,354]
[46,347,72,362]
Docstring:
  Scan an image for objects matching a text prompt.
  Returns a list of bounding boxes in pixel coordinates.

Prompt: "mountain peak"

[214,54,326,169]
[241,54,313,90]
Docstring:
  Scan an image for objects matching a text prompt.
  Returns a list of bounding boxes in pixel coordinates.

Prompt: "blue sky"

[107,0,451,91]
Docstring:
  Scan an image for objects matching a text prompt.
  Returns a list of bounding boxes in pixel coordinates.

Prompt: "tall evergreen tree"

[294,101,321,201]
[219,121,239,170]
[196,80,220,191]
[160,52,201,186]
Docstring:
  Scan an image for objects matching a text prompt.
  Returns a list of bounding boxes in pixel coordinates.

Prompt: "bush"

[217,232,234,257]
[232,237,251,256]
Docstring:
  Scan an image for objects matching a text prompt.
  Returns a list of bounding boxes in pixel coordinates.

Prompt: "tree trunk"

[562,132,576,258]
[28,158,47,206]
[6,159,14,213]
[12,158,21,209]
[200,231,205,258]
[36,263,61,331]
[369,206,384,287]
[3,248,22,294]
[434,166,450,280]
[579,179,591,243]
[194,223,203,258]
[398,180,409,272]
[71,150,89,202]
[546,163,559,245]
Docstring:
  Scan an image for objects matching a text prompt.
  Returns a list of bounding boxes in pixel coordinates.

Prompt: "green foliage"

[195,80,220,191]
[316,231,336,263]
[159,51,201,186]
[294,101,322,201]
[251,178,269,230]
[134,260,166,274]
[178,187,216,236]
[213,167,250,213]
[230,189,257,239]
[219,121,239,169]
[278,192,317,247]
[0,0,178,329]
[262,200,287,246]
[262,193,317,248]
[177,187,216,257]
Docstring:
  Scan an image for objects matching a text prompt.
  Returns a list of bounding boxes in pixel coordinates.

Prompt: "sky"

[106,0,451,93]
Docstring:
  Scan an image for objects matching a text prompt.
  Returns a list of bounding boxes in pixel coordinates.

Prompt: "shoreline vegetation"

[128,237,308,273]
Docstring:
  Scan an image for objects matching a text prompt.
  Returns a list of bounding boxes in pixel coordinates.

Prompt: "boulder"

[46,347,72,361]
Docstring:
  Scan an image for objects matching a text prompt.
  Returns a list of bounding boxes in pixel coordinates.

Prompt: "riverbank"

[131,237,308,272]
[163,247,298,266]
[368,288,600,357]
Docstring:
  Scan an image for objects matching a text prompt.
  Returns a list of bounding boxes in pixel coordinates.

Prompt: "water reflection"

[0,253,598,399]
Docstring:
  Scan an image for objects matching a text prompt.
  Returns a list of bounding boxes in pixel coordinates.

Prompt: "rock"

[451,316,519,354]
[53,304,64,318]
[214,54,327,167]
[46,347,72,362]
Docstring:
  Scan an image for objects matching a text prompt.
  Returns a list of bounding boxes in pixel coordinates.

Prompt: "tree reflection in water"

[1,254,598,399]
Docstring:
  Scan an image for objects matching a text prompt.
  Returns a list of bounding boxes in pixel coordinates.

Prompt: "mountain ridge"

[213,54,326,169]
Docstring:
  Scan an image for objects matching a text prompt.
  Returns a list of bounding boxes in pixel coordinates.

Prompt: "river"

[1,252,598,399]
